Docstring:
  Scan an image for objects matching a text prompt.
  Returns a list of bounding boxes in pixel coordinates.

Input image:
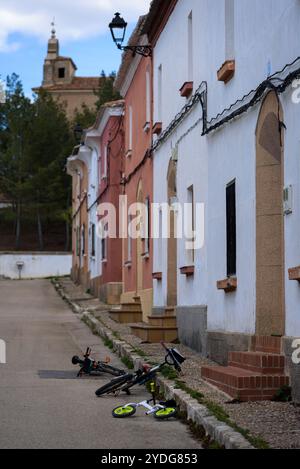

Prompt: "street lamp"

[73,123,83,144]
[109,12,152,57]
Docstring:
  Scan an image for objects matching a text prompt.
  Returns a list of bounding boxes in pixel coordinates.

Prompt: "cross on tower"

[51,18,56,38]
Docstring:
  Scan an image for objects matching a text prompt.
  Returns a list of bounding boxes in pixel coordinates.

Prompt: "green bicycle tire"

[154,407,177,420]
[112,405,137,419]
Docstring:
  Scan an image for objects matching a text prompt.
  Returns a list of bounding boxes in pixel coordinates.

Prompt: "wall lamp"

[109,12,152,57]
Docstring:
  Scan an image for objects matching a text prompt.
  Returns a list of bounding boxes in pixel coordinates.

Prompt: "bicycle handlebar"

[160,342,185,372]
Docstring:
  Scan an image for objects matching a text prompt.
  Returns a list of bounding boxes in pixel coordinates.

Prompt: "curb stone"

[56,287,255,450]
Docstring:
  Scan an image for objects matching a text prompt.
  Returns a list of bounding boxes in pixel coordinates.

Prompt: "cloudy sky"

[0,0,150,96]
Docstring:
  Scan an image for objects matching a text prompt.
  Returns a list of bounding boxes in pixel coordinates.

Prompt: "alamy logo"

[0,339,6,364]
[292,339,300,365]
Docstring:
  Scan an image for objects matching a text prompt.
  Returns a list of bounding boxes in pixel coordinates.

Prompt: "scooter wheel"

[154,407,177,420]
[112,405,136,419]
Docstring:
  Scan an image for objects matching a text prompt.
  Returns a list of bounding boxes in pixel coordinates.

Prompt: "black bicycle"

[72,347,126,377]
[95,343,185,397]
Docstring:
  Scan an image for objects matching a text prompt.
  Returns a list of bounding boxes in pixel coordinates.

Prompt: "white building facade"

[148,0,300,399]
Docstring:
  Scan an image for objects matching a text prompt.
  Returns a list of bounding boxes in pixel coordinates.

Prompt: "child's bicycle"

[95,343,185,397]
[72,347,126,377]
[112,382,177,420]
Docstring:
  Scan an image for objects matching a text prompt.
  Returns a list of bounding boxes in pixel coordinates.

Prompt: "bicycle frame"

[124,400,166,416]
[95,343,186,397]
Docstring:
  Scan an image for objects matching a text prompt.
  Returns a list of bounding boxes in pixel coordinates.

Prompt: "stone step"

[148,315,177,327]
[110,303,142,313]
[130,323,178,343]
[165,306,176,314]
[201,366,289,402]
[251,336,282,354]
[228,351,285,375]
[109,310,143,324]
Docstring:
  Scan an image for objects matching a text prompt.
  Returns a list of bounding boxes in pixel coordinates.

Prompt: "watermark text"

[0,339,6,364]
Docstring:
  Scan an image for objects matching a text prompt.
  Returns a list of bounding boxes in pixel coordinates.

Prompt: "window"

[58,67,65,79]
[187,185,195,263]
[188,11,193,81]
[158,207,163,265]
[101,223,108,261]
[225,0,235,59]
[146,66,151,124]
[226,180,236,277]
[127,218,132,262]
[98,153,102,183]
[144,197,151,254]
[157,65,162,122]
[76,227,80,257]
[128,106,133,151]
[103,146,108,178]
[91,224,96,257]
[81,225,86,256]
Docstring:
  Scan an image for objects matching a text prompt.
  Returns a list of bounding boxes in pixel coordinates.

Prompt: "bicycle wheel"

[112,405,136,419]
[95,374,133,397]
[98,363,126,377]
[72,356,84,366]
[154,407,177,420]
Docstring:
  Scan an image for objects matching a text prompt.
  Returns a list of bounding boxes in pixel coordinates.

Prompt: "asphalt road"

[0,279,202,449]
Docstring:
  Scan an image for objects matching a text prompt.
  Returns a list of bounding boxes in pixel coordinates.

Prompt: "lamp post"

[109,12,152,57]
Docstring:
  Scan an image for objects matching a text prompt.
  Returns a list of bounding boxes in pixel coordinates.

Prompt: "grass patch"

[121,356,134,370]
[104,338,114,350]
[133,348,147,358]
[160,365,178,380]
[202,400,269,449]
[203,400,230,422]
[112,331,121,340]
[175,380,205,402]
[176,411,223,450]
[228,424,270,450]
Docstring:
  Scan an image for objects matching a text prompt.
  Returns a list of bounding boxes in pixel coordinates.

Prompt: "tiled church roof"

[37,77,103,92]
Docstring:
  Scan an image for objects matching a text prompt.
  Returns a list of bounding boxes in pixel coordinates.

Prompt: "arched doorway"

[255,91,285,336]
[167,159,178,306]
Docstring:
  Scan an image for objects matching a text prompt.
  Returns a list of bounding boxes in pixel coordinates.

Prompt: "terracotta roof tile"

[34,77,103,92]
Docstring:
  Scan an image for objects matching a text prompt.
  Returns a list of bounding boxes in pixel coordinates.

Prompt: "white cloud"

[0,0,151,52]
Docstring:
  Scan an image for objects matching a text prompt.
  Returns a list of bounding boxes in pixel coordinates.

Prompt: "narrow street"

[0,280,202,450]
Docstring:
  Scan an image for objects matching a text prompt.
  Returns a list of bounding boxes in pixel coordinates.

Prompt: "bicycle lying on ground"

[112,381,178,420]
[95,343,186,397]
[72,347,126,377]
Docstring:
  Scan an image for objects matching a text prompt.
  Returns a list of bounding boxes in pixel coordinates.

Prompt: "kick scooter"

[112,382,177,420]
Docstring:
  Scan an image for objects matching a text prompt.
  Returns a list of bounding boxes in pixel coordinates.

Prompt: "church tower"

[42,22,77,87]
[47,22,59,59]
[43,22,59,86]
[34,22,102,119]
